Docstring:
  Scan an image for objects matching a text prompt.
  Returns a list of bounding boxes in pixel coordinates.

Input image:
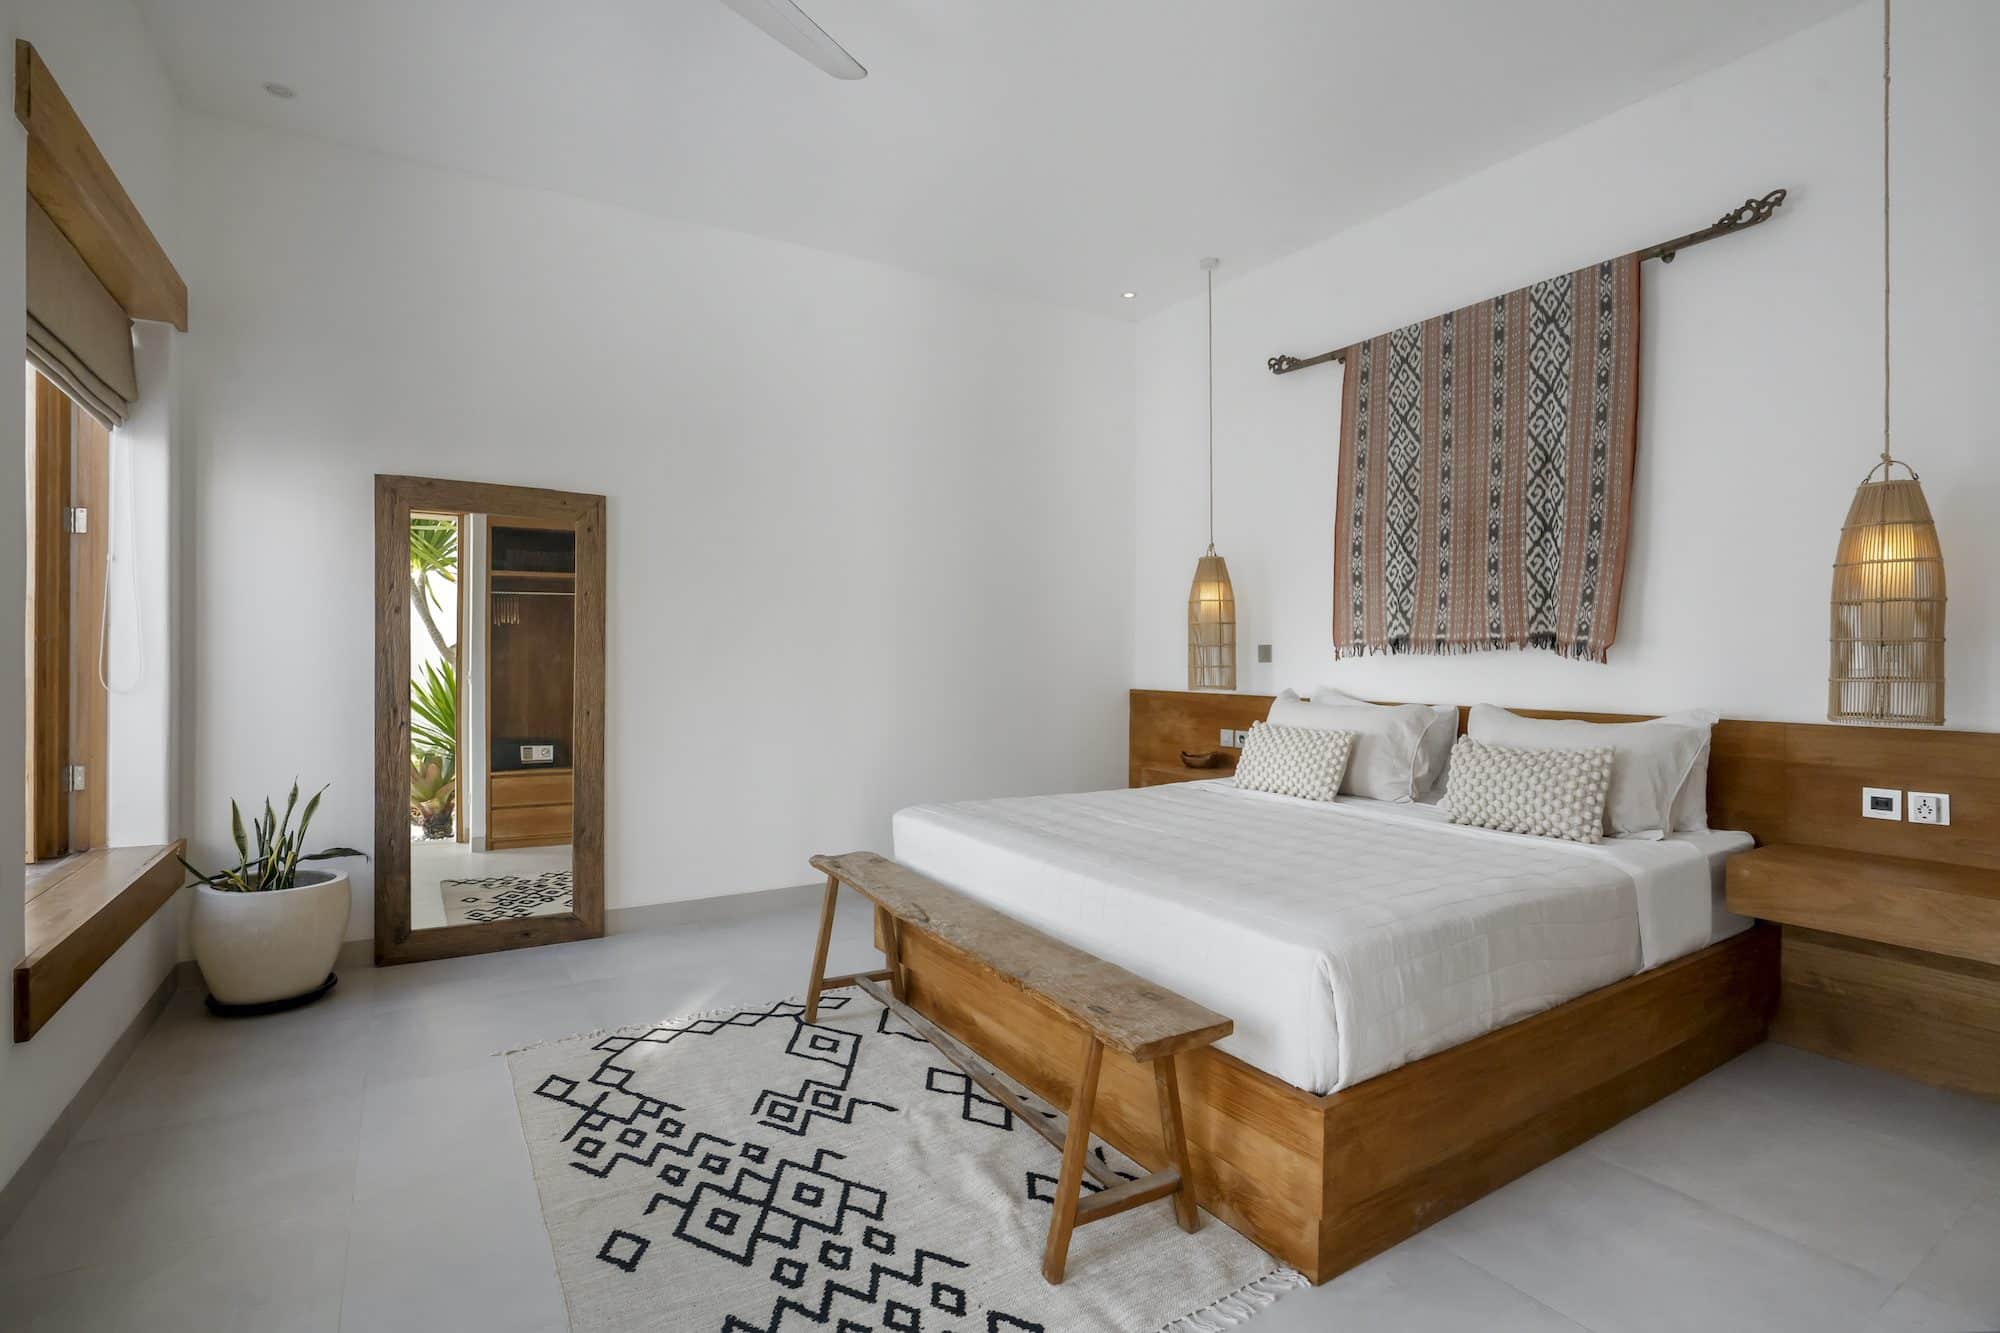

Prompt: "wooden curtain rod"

[1265,188,1788,375]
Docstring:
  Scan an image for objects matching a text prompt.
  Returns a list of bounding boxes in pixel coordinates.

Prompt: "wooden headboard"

[1130,689,2000,872]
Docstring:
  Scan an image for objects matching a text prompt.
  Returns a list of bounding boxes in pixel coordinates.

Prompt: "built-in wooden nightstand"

[1725,844,2000,1099]
[1134,762,1236,788]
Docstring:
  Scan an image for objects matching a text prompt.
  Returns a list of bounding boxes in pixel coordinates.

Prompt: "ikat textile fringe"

[1333,255,1641,662]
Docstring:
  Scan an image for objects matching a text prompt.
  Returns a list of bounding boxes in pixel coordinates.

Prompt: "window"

[24,364,111,862]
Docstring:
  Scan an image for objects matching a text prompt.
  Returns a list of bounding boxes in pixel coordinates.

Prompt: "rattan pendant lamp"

[1829,0,1946,725]
[1188,257,1236,691]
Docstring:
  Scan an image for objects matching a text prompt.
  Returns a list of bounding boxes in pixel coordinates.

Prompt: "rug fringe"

[1152,1266,1308,1332]
[493,1001,779,1058]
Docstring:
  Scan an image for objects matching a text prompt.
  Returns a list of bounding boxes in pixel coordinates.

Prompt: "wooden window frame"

[24,369,109,862]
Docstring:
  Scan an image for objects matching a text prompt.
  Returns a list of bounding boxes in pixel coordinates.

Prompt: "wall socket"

[1861,787,1902,821]
[1218,727,1251,749]
[1908,791,1951,826]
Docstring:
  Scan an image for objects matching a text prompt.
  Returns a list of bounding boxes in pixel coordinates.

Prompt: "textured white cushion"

[1444,738,1612,844]
[1466,705,1714,840]
[1312,687,1459,796]
[1268,691,1431,802]
[1233,722,1355,803]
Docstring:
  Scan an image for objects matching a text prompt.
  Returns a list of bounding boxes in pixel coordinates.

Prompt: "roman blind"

[25,197,136,427]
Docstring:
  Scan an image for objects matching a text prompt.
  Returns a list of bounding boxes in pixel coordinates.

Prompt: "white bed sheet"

[891,781,1752,1095]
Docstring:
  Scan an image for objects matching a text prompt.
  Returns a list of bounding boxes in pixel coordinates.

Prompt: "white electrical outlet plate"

[1219,727,1234,748]
[1236,728,1252,748]
[1908,791,1951,826]
[1862,787,1902,821]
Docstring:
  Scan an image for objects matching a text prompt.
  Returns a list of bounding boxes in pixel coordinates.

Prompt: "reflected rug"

[442,869,572,924]
[505,992,1301,1332]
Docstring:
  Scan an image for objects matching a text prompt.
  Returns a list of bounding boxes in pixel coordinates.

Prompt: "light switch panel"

[1862,787,1901,821]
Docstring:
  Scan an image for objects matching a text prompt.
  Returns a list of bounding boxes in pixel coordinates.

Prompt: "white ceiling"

[134,0,1853,317]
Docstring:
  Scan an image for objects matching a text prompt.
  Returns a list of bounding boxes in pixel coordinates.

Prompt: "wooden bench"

[805,851,1235,1284]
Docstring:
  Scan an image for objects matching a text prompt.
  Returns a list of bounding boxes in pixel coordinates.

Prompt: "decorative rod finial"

[1712,188,1789,232]
[1268,355,1299,374]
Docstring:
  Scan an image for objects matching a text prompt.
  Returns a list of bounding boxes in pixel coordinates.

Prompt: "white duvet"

[891,780,1751,1094]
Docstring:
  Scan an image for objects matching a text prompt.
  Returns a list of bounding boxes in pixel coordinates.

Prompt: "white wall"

[175,114,1136,942]
[2,0,184,1191]
[1134,2,1998,728]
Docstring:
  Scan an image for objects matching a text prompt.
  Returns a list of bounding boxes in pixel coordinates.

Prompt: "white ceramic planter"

[193,870,350,1007]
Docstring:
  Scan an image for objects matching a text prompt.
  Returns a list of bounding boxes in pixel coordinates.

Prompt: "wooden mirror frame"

[373,475,607,964]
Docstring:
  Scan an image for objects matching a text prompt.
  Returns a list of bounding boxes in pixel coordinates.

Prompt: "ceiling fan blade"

[717,0,867,80]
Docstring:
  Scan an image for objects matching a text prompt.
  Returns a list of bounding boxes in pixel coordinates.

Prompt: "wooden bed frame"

[865,691,2000,1283]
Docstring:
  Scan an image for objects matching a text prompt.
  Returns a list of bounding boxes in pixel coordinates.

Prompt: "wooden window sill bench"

[15,841,184,1041]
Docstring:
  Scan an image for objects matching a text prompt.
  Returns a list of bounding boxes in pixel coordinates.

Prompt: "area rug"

[441,869,572,924]
[506,993,1301,1333]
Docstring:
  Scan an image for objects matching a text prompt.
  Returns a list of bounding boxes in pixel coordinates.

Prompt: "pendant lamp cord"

[1206,263,1215,550]
[1872,0,1888,466]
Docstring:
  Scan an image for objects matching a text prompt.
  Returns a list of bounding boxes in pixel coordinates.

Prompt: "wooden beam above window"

[14,41,188,331]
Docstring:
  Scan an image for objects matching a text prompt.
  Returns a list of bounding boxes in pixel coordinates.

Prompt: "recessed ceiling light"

[262,81,297,100]
[1121,291,1136,300]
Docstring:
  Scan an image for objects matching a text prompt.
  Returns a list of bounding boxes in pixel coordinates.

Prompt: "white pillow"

[1312,687,1459,796]
[1444,738,1613,845]
[1268,691,1432,803]
[1233,723,1355,803]
[1464,705,1714,840]
[1669,729,1714,832]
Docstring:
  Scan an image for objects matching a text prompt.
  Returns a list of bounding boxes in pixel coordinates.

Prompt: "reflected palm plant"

[410,656,458,840]
[411,657,457,761]
[409,515,458,659]
[410,754,456,842]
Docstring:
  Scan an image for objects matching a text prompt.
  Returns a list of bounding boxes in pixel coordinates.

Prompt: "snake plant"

[180,780,365,892]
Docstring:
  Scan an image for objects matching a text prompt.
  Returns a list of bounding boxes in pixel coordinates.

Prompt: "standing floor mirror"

[374,475,607,963]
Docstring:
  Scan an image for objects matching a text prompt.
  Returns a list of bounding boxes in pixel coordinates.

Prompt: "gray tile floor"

[2,900,1996,1332]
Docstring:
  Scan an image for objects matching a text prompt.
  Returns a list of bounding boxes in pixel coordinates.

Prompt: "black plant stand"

[204,972,338,1017]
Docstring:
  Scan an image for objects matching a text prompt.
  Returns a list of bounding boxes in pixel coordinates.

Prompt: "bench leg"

[1152,1054,1199,1234]
[1040,1034,1105,1285]
[803,874,839,1023]
[876,905,904,1002]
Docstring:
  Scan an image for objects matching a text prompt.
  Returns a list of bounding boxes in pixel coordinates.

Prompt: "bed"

[893,780,1754,1095]
[856,692,1782,1283]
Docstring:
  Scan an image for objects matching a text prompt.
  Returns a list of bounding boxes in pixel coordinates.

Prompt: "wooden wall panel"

[1774,928,2000,1099]
[1131,691,2000,869]
[1127,690,1270,786]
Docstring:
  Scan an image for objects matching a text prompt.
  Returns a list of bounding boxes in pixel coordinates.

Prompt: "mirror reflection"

[408,510,576,927]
